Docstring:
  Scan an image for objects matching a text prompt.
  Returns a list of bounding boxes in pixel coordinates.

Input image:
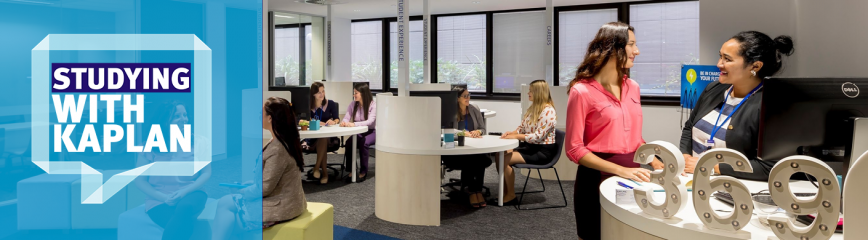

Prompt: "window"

[274,26,301,86]
[390,20,424,88]
[437,14,486,92]
[557,9,618,86]
[493,11,546,94]
[629,1,699,97]
[351,21,384,90]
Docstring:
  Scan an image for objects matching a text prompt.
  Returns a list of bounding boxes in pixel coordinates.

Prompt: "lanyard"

[708,83,763,147]
[314,108,323,121]
[464,114,469,131]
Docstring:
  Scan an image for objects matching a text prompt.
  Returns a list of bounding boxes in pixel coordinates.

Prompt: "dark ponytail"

[731,31,795,78]
[264,97,305,172]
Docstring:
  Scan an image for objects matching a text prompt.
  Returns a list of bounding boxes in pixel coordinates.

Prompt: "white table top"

[600,174,842,240]
[297,125,369,139]
[377,135,518,156]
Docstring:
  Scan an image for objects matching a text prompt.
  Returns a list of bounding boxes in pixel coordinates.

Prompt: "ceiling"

[269,0,647,20]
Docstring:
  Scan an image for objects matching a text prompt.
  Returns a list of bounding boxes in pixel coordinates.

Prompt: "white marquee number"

[767,156,840,240]
[633,141,687,219]
[692,148,754,231]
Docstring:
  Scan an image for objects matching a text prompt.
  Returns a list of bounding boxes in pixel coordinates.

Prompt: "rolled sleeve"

[565,89,591,164]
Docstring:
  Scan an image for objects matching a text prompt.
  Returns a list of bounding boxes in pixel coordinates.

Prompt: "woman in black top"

[301,82,341,184]
[668,31,794,181]
[441,85,490,208]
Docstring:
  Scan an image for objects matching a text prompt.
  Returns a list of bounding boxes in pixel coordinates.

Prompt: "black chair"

[512,129,567,210]
[440,163,492,197]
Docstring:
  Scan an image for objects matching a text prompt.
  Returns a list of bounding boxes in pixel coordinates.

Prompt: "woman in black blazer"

[669,31,794,181]
[302,82,341,184]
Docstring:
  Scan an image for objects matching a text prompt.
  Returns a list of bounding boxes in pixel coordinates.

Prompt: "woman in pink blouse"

[340,82,376,182]
[565,22,649,240]
[496,80,557,206]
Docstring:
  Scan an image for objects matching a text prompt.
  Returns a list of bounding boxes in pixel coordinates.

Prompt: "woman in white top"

[497,80,558,205]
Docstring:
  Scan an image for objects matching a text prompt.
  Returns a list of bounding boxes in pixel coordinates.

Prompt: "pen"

[617,181,634,190]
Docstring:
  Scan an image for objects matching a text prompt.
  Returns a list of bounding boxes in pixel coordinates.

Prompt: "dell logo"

[842,82,860,98]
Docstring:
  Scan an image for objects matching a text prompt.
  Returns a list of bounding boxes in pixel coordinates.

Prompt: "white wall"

[331,17,352,82]
[698,0,798,74]
[792,0,868,77]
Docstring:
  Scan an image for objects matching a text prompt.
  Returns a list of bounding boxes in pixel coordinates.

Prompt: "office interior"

[0,0,866,239]
[260,0,868,239]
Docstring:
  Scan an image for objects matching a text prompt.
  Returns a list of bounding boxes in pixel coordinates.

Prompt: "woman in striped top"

[496,80,557,206]
[673,31,794,181]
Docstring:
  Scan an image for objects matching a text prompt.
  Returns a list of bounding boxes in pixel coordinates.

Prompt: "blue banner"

[681,65,719,109]
[0,1,263,240]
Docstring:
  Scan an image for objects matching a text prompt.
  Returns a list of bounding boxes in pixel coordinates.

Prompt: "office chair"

[440,160,492,198]
[511,129,567,210]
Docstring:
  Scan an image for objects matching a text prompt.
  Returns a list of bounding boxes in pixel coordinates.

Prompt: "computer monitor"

[759,78,868,177]
[409,90,458,129]
[285,86,311,121]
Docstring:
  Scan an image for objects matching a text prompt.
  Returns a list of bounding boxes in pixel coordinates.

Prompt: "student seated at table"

[495,80,557,205]
[211,97,307,240]
[441,84,490,208]
[300,82,341,185]
[340,82,376,182]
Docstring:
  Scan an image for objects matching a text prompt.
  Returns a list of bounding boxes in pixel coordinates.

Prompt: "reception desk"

[599,175,843,240]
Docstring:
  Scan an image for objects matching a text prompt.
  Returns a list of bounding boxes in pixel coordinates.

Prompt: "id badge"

[705,140,715,150]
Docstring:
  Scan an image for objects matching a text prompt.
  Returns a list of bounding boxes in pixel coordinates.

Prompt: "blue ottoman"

[17,173,81,230]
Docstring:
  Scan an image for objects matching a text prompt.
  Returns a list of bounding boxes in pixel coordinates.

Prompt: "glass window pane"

[437,14,486,92]
[390,20,425,88]
[557,9,618,86]
[274,26,300,86]
[351,21,384,90]
[630,1,699,97]
[493,11,546,93]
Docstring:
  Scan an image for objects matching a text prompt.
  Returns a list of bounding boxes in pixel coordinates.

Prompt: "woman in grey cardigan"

[442,85,491,208]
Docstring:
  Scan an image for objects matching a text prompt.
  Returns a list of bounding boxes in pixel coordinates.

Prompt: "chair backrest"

[538,129,566,168]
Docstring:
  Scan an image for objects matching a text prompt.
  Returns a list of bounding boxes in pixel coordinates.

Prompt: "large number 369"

[633,142,841,240]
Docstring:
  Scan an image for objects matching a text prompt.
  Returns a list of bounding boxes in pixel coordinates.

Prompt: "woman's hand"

[469,130,482,138]
[683,154,699,174]
[165,188,191,206]
[500,133,515,139]
[616,167,652,182]
[340,122,356,127]
[325,119,336,126]
[650,157,665,170]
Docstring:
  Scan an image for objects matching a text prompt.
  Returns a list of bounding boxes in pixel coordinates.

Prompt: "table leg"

[352,134,358,183]
[498,151,504,207]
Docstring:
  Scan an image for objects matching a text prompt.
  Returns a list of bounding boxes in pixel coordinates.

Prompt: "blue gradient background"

[0,1,263,239]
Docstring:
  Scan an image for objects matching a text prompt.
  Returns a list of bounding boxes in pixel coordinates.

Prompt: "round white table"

[375,135,518,226]
[285,125,368,182]
[599,174,843,240]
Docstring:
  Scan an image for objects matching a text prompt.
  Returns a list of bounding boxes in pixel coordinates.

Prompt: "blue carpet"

[334,225,400,240]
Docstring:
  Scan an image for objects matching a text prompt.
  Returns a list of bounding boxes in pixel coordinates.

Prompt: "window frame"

[345,0,696,105]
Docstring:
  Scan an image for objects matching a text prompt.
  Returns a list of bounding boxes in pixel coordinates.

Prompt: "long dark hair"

[568,22,634,93]
[352,82,373,121]
[264,97,304,171]
[309,82,327,112]
[452,84,468,122]
[730,31,794,78]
